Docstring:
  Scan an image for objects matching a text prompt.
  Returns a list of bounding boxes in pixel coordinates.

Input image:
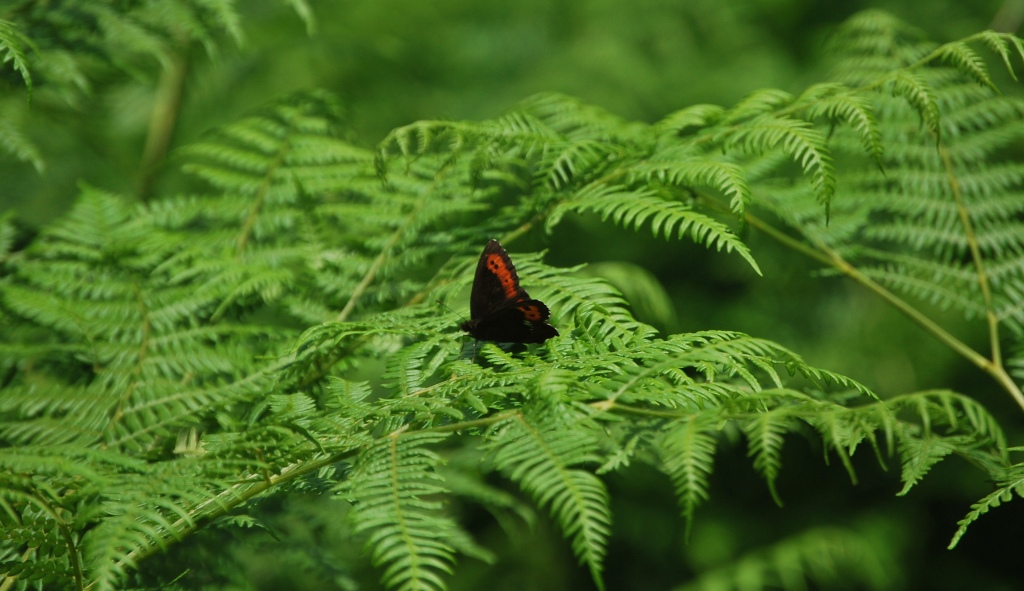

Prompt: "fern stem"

[744,212,1024,412]
[427,409,519,433]
[107,279,152,438]
[57,516,84,591]
[337,197,426,323]
[939,145,1003,368]
[14,493,85,591]
[233,108,301,263]
[337,230,400,322]
[137,48,189,202]
[107,451,346,583]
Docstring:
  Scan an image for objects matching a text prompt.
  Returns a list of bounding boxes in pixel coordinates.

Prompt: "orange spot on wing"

[519,305,543,321]
[486,254,519,299]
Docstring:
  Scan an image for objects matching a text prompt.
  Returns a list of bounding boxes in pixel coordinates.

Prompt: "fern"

[660,415,718,538]
[674,527,892,591]
[948,449,1024,549]
[703,7,1024,470]
[341,433,463,591]
[0,1,312,180]
[0,19,32,94]
[2,9,1023,591]
[484,413,612,590]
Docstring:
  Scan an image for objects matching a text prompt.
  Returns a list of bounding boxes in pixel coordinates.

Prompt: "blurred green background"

[3,1,1023,589]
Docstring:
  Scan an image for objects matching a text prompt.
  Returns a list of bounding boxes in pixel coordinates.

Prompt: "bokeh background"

[3,1,1023,589]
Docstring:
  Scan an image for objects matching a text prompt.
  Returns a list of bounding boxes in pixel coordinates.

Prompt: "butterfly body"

[460,240,558,344]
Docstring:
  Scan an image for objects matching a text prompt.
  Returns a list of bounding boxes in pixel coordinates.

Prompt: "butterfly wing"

[469,239,530,319]
[462,239,559,344]
[467,298,559,343]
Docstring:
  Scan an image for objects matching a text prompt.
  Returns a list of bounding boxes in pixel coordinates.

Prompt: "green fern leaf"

[0,19,34,94]
[728,115,837,211]
[976,31,1024,81]
[675,527,892,591]
[657,104,726,134]
[742,408,791,506]
[723,88,795,123]
[884,70,941,137]
[342,433,460,591]
[485,415,612,591]
[933,41,996,90]
[548,183,760,273]
[633,156,751,216]
[661,416,718,537]
[802,83,884,163]
[948,454,1024,548]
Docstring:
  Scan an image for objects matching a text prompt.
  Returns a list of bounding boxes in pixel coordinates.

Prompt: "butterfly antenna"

[436,299,467,323]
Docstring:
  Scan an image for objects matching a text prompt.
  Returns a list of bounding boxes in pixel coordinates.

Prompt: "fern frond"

[548,184,760,273]
[888,70,944,136]
[660,415,718,537]
[742,407,791,506]
[381,336,453,398]
[932,40,995,90]
[485,415,612,591]
[886,390,1008,494]
[726,115,836,209]
[632,155,751,216]
[0,106,43,173]
[342,433,460,591]
[544,139,620,189]
[976,31,1024,81]
[723,88,795,123]
[518,92,637,141]
[0,19,33,93]
[802,83,884,162]
[656,104,726,134]
[0,212,15,258]
[675,527,892,591]
[754,15,1024,418]
[949,451,1024,548]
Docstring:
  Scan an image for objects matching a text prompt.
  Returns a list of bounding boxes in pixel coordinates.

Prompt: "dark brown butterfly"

[460,240,558,344]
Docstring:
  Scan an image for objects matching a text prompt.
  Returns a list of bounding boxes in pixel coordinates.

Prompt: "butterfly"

[460,239,559,344]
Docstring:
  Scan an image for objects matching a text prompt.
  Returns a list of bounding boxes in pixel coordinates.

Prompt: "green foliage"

[675,527,893,591]
[0,19,32,94]
[948,448,1024,549]
[341,433,463,591]
[0,0,312,174]
[1,7,1023,591]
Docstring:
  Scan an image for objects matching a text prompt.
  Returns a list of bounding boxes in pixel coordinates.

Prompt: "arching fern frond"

[975,31,1024,80]
[802,83,884,163]
[949,450,1024,549]
[547,184,761,274]
[726,115,837,210]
